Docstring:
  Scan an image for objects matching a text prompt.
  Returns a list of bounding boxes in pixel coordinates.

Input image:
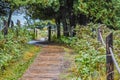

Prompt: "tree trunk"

[56,18,61,38]
[77,14,88,25]
[3,20,8,37]
[62,19,69,37]
[8,9,12,27]
[69,14,76,37]
[59,0,70,37]
[67,0,74,37]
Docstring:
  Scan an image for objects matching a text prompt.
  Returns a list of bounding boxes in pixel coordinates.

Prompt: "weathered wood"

[33,28,36,39]
[109,47,120,74]
[11,20,14,28]
[3,20,8,37]
[106,32,114,80]
[48,26,51,42]
[16,19,21,27]
[16,28,19,37]
[97,27,102,42]
[35,28,37,39]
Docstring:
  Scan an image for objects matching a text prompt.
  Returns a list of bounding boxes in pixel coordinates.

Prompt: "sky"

[0,11,27,30]
[11,13,26,26]
[0,11,39,29]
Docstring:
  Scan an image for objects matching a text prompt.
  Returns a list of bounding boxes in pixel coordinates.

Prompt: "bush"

[56,23,107,79]
[0,27,33,70]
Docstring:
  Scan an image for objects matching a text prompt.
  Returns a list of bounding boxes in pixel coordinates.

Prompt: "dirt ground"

[19,44,73,80]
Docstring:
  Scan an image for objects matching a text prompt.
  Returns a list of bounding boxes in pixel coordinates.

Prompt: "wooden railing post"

[33,28,36,39]
[48,26,51,42]
[106,32,114,80]
[3,20,8,37]
[97,27,102,43]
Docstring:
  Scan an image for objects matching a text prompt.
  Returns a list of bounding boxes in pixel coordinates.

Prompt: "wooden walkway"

[20,45,68,80]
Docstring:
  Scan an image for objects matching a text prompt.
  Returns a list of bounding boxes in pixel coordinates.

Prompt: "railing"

[98,25,120,80]
[97,24,106,46]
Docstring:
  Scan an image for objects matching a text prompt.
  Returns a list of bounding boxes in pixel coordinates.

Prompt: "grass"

[0,45,40,80]
[59,43,120,80]
[59,46,77,80]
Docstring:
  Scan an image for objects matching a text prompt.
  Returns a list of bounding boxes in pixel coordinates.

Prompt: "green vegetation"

[1,0,120,80]
[53,23,120,79]
[0,45,40,80]
[0,27,40,80]
[0,28,29,69]
[1,0,120,38]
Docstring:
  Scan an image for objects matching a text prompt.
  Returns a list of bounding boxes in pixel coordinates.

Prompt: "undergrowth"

[0,27,40,80]
[0,45,40,80]
[53,23,120,80]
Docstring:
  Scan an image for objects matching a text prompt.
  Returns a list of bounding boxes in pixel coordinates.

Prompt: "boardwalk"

[20,45,68,80]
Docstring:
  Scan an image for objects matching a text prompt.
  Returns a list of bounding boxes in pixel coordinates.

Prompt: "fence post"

[33,28,35,39]
[106,32,114,80]
[97,27,102,43]
[48,26,51,42]
[3,20,8,37]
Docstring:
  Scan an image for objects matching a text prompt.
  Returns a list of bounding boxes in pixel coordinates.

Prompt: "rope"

[100,33,120,74]
[99,32,106,46]
[109,47,120,74]
[98,24,120,74]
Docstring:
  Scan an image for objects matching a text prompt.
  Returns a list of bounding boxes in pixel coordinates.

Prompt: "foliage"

[0,45,40,80]
[20,0,120,30]
[24,0,60,20]
[55,36,77,46]
[0,0,10,15]
[74,0,120,29]
[0,27,34,71]
[55,23,120,79]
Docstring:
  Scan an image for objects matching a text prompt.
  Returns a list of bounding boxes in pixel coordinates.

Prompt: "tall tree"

[15,0,120,38]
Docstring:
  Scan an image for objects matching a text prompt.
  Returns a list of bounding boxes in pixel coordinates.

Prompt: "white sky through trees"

[12,13,26,26]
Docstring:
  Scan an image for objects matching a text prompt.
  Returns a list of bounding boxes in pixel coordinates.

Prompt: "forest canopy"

[1,0,120,36]
[16,0,120,30]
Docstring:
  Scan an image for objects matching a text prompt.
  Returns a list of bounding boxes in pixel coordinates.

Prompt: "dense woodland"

[0,0,120,80]
[1,0,120,36]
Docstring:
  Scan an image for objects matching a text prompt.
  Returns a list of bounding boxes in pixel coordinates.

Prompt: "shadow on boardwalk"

[20,41,71,80]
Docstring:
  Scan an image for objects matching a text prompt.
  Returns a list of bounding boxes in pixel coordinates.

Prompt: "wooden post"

[16,28,18,37]
[3,20,8,37]
[56,19,60,38]
[97,27,102,42]
[17,19,21,27]
[106,32,114,80]
[57,23,60,38]
[48,26,51,42]
[11,20,14,28]
[33,28,35,39]
[36,28,37,39]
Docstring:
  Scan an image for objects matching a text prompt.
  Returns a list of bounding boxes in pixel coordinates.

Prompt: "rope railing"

[99,31,106,46]
[97,24,106,46]
[100,32,120,74]
[109,47,120,74]
[98,24,120,79]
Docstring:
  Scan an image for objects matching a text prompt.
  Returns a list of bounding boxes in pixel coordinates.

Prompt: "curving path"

[20,44,69,80]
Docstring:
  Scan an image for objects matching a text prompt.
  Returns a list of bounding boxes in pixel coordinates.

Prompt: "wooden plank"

[106,32,114,80]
